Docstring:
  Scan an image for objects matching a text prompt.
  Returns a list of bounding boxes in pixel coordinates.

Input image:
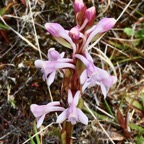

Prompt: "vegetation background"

[0,0,144,143]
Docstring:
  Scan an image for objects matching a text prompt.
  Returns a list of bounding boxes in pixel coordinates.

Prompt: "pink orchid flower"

[75,53,117,98]
[30,102,65,128]
[56,89,88,125]
[35,48,75,86]
[45,23,76,53]
[83,18,116,50]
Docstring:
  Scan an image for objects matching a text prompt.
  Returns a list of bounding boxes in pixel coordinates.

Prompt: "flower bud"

[69,27,80,40]
[97,18,116,33]
[74,0,85,13]
[45,23,65,37]
[85,6,96,21]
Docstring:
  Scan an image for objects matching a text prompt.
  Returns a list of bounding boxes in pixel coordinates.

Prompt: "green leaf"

[123,27,135,36]
[136,29,144,39]
[132,39,140,46]
[104,99,114,116]
[136,135,144,144]
[125,97,143,110]
[54,37,71,48]
[0,23,9,30]
[0,8,6,16]
[76,59,85,78]
[140,91,144,108]
[77,97,84,109]
[28,134,36,144]
[0,3,13,16]
[33,121,41,144]
[129,123,144,134]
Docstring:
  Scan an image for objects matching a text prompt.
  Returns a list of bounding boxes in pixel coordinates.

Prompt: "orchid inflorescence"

[30,0,117,142]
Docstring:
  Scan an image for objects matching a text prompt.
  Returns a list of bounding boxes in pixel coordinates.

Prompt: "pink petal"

[47,71,56,86]
[75,54,89,67]
[48,48,61,61]
[34,60,44,68]
[45,23,65,37]
[69,27,80,40]
[85,6,96,21]
[82,81,90,92]
[73,91,80,106]
[96,18,116,33]
[46,106,65,112]
[96,67,109,80]
[54,62,75,70]
[77,109,88,125]
[60,52,65,58]
[57,58,73,63]
[102,76,114,88]
[83,18,116,49]
[30,104,45,117]
[47,101,60,106]
[45,23,76,52]
[59,33,76,52]
[68,117,77,125]
[80,70,87,85]
[100,82,107,98]
[68,89,73,105]
[83,28,100,49]
[36,114,45,128]
[85,25,96,35]
[56,109,68,123]
[112,76,117,84]
[74,0,85,13]
[85,51,94,62]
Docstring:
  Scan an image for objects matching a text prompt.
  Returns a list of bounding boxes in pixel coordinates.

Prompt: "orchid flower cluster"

[30,0,117,142]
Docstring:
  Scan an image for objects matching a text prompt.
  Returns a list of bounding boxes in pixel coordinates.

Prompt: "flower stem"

[61,121,73,144]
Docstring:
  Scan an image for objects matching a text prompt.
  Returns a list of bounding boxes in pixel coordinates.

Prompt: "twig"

[22,122,55,144]
[27,0,42,60]
[0,16,46,58]
[116,0,133,22]
[97,0,111,18]
[84,102,115,144]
